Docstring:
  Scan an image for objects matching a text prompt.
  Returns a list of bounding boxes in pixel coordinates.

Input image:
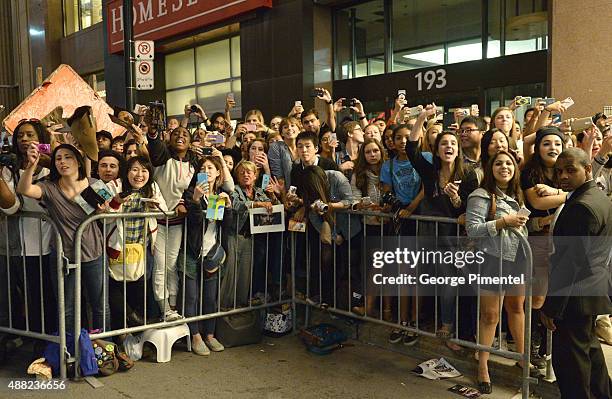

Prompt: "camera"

[312,199,329,213]
[342,98,357,108]
[0,137,18,170]
[190,105,198,113]
[310,88,324,98]
[382,191,401,212]
[147,101,167,131]
[514,96,532,107]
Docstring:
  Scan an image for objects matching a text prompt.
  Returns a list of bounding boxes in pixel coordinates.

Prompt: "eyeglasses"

[459,128,480,134]
[18,118,41,125]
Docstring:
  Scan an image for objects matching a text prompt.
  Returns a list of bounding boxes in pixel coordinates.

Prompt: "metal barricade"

[72,209,292,377]
[292,209,536,399]
[0,211,67,379]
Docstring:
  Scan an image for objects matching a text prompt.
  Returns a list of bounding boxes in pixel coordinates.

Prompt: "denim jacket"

[226,186,271,235]
[268,140,294,187]
[465,187,528,262]
[308,170,361,240]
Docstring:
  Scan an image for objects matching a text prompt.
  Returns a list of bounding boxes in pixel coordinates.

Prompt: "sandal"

[437,326,463,353]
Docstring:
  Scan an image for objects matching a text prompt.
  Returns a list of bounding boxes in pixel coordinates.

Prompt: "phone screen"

[197,172,208,186]
[80,186,105,207]
[261,174,270,190]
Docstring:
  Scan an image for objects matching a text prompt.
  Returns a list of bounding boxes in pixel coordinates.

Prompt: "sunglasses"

[18,118,41,125]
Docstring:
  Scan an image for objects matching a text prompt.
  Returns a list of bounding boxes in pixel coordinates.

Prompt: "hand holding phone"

[261,173,271,190]
[517,207,531,218]
[560,97,574,109]
[37,144,51,155]
[197,172,208,186]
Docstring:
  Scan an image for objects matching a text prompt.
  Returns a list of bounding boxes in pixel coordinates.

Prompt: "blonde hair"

[235,160,259,176]
[245,109,265,124]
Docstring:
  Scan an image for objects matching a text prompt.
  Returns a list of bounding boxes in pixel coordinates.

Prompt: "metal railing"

[0,211,67,379]
[292,209,536,399]
[71,209,291,377]
[1,208,548,396]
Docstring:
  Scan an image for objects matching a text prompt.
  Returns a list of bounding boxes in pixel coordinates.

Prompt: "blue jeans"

[51,253,111,332]
[180,272,218,336]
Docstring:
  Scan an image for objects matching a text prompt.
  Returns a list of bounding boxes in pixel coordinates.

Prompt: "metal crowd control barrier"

[72,209,291,378]
[0,211,67,379]
[291,209,536,399]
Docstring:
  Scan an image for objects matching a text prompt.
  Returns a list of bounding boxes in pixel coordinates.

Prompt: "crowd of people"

[0,90,611,396]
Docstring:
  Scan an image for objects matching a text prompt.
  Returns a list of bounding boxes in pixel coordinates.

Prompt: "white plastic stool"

[141,324,192,363]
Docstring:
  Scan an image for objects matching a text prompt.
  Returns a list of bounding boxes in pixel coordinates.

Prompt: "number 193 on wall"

[415,68,447,91]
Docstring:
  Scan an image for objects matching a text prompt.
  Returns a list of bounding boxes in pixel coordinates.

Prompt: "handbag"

[108,243,146,282]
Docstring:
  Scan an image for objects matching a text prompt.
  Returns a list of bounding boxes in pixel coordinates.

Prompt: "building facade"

[0,0,106,115]
[2,1,611,125]
[101,0,552,123]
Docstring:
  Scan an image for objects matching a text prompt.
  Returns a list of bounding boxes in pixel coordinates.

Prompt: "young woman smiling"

[466,150,531,394]
[17,144,109,332]
[407,104,466,351]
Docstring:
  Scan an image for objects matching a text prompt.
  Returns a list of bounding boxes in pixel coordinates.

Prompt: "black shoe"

[530,352,547,369]
[478,381,492,394]
[515,362,542,378]
[403,321,419,346]
[389,322,407,344]
[127,311,144,327]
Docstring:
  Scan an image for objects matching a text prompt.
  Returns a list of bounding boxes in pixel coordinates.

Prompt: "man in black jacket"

[541,148,612,399]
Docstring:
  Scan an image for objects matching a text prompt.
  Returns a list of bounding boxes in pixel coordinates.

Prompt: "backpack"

[299,323,347,355]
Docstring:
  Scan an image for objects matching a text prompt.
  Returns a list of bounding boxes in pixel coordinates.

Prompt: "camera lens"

[190,105,198,112]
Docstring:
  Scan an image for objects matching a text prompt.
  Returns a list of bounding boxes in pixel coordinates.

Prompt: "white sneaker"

[163,309,183,322]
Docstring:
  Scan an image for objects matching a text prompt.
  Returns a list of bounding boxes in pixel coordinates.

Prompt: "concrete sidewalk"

[1,334,523,399]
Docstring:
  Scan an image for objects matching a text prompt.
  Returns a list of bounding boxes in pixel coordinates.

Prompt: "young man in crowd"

[541,148,612,399]
[301,109,322,136]
[96,130,113,151]
[459,116,484,171]
[290,131,339,186]
[97,150,124,183]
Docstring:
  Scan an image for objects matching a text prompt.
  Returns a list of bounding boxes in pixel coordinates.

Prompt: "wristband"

[359,115,367,120]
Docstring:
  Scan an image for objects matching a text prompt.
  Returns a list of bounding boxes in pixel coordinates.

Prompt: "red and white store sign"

[107,0,272,54]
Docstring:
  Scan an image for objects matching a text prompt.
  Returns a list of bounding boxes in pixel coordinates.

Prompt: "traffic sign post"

[135,60,154,90]
[135,40,154,60]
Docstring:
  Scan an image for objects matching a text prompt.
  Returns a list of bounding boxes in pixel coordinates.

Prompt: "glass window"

[196,40,231,83]
[334,8,353,79]
[63,0,79,36]
[488,0,548,58]
[165,50,196,90]
[231,36,241,77]
[165,36,241,118]
[166,88,197,117]
[334,0,548,80]
[393,0,482,71]
[334,0,385,79]
[63,0,102,36]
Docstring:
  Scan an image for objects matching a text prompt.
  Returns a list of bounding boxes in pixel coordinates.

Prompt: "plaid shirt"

[122,193,146,244]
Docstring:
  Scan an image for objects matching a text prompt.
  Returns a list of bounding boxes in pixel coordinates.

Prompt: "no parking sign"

[135,60,154,90]
[135,40,154,90]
